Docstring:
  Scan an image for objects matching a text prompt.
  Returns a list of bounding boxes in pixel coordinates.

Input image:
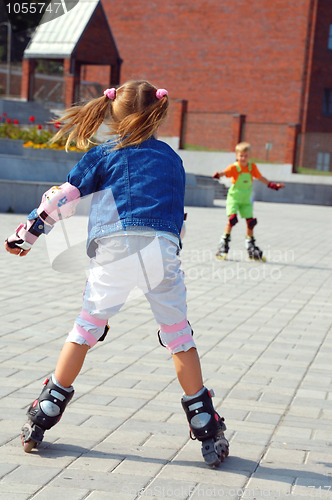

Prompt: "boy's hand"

[212,171,220,179]
[268,182,285,191]
[4,240,30,257]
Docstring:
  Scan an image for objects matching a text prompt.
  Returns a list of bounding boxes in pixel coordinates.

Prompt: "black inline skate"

[216,233,231,260]
[21,376,74,452]
[181,387,229,467]
[246,236,266,261]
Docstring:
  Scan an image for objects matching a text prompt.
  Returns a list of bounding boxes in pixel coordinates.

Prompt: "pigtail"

[110,83,169,149]
[115,97,168,149]
[50,80,169,151]
[50,95,110,151]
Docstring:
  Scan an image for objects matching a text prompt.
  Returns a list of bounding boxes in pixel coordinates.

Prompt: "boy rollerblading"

[213,142,284,260]
[216,233,231,260]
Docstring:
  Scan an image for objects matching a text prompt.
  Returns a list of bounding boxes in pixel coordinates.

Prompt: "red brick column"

[64,58,80,108]
[231,114,246,150]
[285,123,300,171]
[159,98,187,148]
[20,58,36,101]
[176,99,188,149]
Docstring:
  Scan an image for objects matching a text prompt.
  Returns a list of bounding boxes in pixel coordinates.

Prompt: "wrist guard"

[267,182,280,191]
[6,210,53,251]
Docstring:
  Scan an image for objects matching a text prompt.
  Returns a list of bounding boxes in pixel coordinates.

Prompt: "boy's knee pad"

[158,320,196,354]
[228,214,238,226]
[246,218,257,229]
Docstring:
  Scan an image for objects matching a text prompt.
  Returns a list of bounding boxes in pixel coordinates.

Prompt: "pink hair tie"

[156,88,168,99]
[104,88,116,100]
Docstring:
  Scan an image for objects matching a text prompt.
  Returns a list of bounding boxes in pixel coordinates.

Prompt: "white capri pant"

[67,232,196,354]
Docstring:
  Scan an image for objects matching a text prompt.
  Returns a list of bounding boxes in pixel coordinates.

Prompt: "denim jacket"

[67,137,185,256]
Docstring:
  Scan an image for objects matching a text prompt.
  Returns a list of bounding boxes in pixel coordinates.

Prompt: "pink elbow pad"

[37,182,80,224]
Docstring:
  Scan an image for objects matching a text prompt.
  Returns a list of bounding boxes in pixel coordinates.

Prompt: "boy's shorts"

[226,199,253,219]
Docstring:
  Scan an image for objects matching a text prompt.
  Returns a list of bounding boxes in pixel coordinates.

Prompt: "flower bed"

[0,112,86,152]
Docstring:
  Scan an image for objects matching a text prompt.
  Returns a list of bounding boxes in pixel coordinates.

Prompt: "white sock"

[182,386,206,401]
[52,374,74,392]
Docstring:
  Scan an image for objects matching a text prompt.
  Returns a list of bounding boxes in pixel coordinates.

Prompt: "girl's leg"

[55,342,90,388]
[172,347,204,396]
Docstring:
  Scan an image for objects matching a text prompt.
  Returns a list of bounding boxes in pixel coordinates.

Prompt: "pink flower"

[29,116,35,122]
[2,112,7,117]
[37,124,42,130]
[54,122,61,129]
[13,119,19,125]
[6,118,12,124]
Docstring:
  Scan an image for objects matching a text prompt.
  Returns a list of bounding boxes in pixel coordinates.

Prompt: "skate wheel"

[216,253,227,260]
[261,256,266,262]
[201,438,221,467]
[21,422,43,453]
[214,436,230,463]
[22,439,36,453]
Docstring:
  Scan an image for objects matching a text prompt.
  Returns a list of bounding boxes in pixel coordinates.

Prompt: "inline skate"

[246,236,266,261]
[21,376,74,452]
[216,233,231,260]
[181,387,229,467]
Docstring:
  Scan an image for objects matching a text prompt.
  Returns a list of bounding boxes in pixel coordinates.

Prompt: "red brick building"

[22,0,332,170]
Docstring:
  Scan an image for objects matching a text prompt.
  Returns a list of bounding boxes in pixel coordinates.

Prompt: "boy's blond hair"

[235,142,251,153]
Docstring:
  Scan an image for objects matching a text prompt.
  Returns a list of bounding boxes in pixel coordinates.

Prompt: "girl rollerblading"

[21,376,74,452]
[182,388,229,467]
[5,80,229,466]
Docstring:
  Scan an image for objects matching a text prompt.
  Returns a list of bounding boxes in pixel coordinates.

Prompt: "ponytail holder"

[104,88,116,100]
[156,88,168,99]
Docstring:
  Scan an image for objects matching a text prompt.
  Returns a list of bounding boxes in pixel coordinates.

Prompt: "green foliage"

[0,113,97,151]
[0,120,53,143]
[35,59,64,75]
[296,166,332,176]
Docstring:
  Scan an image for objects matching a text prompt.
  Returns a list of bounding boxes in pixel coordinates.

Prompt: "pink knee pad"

[67,309,108,347]
[158,320,196,354]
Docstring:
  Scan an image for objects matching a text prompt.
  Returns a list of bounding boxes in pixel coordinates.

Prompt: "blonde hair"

[51,80,169,151]
[235,142,251,153]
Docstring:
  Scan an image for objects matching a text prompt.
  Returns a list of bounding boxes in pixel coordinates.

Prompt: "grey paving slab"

[0,201,332,499]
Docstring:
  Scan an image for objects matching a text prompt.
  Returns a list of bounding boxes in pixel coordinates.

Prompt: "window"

[323,89,332,115]
[328,24,332,49]
[316,152,330,172]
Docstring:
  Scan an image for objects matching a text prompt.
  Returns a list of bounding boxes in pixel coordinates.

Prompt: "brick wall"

[303,0,332,133]
[100,0,312,124]
[243,122,290,163]
[12,0,332,167]
[296,132,332,170]
[183,112,234,151]
[95,0,318,162]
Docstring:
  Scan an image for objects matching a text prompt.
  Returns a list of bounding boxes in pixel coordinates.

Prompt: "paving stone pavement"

[0,200,331,500]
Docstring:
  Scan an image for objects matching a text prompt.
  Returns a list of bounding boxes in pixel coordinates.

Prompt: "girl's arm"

[4,182,80,257]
